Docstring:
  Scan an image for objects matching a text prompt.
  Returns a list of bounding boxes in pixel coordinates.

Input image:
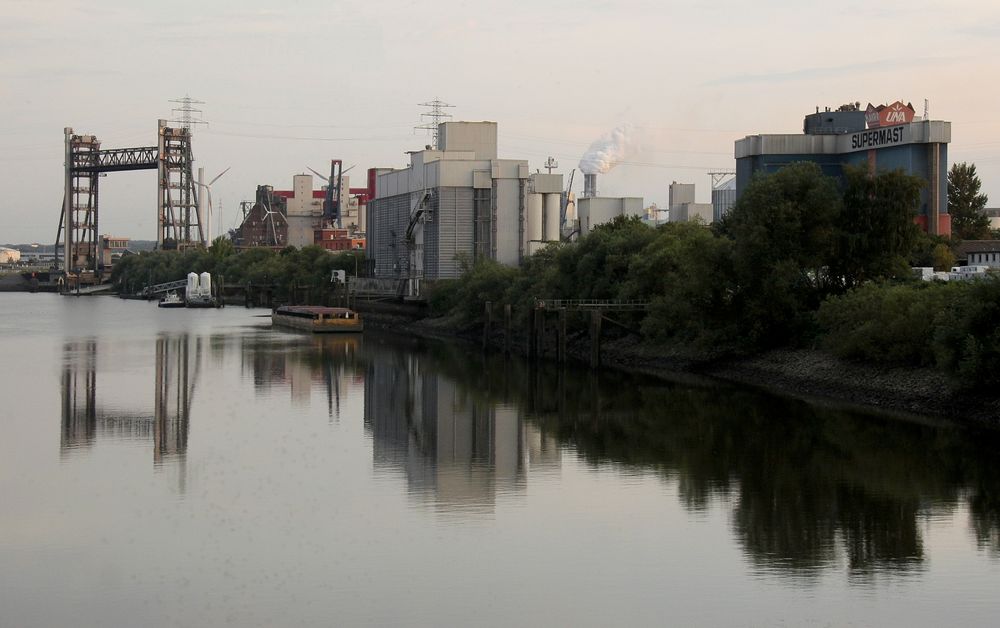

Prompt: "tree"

[719,162,842,347]
[948,162,990,240]
[833,166,923,287]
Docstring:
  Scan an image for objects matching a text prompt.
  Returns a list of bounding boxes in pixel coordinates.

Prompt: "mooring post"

[528,307,537,360]
[482,301,492,352]
[539,307,547,359]
[589,310,602,369]
[558,308,567,363]
[504,304,512,355]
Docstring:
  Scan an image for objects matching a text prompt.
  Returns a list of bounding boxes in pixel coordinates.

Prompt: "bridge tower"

[61,130,102,273]
[57,120,204,282]
[157,119,203,248]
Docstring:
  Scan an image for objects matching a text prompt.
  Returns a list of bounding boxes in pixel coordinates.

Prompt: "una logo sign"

[866,101,916,128]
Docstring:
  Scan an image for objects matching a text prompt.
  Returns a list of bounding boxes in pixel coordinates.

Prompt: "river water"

[1,293,998,627]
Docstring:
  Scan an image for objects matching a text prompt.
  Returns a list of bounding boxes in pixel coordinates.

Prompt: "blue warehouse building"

[735,104,951,235]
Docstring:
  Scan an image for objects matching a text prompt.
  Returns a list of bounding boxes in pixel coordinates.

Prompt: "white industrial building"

[576,196,644,236]
[367,122,562,280]
[668,181,713,224]
[0,247,21,264]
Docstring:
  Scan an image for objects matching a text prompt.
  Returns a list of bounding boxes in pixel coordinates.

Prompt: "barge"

[271,305,364,333]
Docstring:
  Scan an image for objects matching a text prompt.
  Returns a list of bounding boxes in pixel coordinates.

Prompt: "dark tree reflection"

[412,340,1000,576]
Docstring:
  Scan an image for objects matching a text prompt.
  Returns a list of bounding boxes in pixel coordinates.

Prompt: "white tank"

[527,193,543,244]
[544,193,561,242]
[199,272,212,297]
[186,272,199,296]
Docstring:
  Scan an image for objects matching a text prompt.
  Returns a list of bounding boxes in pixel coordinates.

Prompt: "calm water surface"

[1,293,999,627]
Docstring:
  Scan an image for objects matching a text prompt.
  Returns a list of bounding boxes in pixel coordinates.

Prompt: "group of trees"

[111,238,363,302]
[431,161,1000,387]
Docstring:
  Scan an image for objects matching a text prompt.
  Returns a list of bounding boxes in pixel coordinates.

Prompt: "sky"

[2,0,1000,244]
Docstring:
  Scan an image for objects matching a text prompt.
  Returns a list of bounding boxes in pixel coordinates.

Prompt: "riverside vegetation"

[112,161,999,391]
[111,239,363,302]
[429,162,1000,391]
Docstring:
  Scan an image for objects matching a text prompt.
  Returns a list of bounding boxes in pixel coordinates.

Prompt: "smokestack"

[584,173,597,198]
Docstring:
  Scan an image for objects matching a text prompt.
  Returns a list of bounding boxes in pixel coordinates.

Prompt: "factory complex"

[50,98,958,291]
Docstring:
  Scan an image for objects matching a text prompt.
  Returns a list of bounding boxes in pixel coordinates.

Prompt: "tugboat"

[158,291,185,308]
[272,306,364,333]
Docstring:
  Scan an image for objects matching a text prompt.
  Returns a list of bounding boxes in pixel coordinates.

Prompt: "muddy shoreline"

[358,306,999,427]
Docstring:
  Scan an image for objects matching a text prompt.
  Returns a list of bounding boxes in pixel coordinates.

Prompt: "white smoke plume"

[578,123,635,175]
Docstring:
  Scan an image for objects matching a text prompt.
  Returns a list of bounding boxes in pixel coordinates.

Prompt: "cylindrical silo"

[527,193,543,244]
[544,193,561,241]
[199,272,212,297]
[186,272,199,296]
[565,192,577,222]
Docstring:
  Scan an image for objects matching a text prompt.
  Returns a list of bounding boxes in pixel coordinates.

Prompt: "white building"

[668,181,713,224]
[576,197,644,236]
[367,121,538,280]
[0,247,21,264]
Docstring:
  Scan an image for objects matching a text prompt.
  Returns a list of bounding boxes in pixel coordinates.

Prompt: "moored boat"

[271,305,363,333]
[158,291,185,308]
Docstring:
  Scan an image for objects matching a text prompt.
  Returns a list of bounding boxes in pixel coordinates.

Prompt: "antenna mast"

[415,98,455,149]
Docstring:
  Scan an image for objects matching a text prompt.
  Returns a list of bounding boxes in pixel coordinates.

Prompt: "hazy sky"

[2,0,1000,243]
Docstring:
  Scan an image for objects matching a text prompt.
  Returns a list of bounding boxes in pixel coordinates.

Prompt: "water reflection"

[408,344,1000,578]
[363,338,560,514]
[58,327,1000,579]
[238,332,363,419]
[61,335,201,489]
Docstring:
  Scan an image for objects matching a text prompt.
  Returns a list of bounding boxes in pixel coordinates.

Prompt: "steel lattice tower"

[415,98,455,149]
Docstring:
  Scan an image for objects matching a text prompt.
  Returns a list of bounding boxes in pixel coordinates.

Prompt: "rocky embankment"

[358,304,999,426]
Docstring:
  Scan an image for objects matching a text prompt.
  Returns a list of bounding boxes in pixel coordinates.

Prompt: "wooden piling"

[589,310,602,369]
[528,307,537,360]
[504,304,512,355]
[558,308,567,363]
[536,308,546,359]
[482,301,492,352]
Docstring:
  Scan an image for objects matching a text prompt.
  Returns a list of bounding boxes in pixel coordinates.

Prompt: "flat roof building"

[735,102,951,235]
[367,121,536,281]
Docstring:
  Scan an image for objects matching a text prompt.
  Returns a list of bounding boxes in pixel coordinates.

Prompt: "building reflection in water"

[364,343,560,514]
[60,339,98,451]
[153,336,202,475]
[60,335,201,491]
[238,333,363,420]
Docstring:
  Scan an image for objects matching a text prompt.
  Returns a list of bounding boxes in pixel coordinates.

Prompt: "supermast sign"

[865,101,916,129]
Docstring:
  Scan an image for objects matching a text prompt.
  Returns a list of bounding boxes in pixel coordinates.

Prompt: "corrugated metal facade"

[367,193,410,277]
[425,187,475,279]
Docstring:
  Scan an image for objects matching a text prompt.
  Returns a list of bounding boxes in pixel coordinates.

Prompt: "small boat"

[158,291,185,308]
[272,306,364,333]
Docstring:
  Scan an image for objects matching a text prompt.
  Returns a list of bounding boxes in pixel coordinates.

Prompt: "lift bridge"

[55,120,204,281]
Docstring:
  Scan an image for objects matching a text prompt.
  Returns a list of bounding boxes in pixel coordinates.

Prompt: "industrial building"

[234,186,289,248]
[234,172,369,250]
[367,121,564,280]
[667,182,713,224]
[273,171,368,248]
[735,102,951,234]
[576,196,644,236]
[0,247,21,264]
[573,173,644,236]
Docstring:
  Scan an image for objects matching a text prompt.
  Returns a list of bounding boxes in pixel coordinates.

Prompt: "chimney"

[584,173,597,198]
